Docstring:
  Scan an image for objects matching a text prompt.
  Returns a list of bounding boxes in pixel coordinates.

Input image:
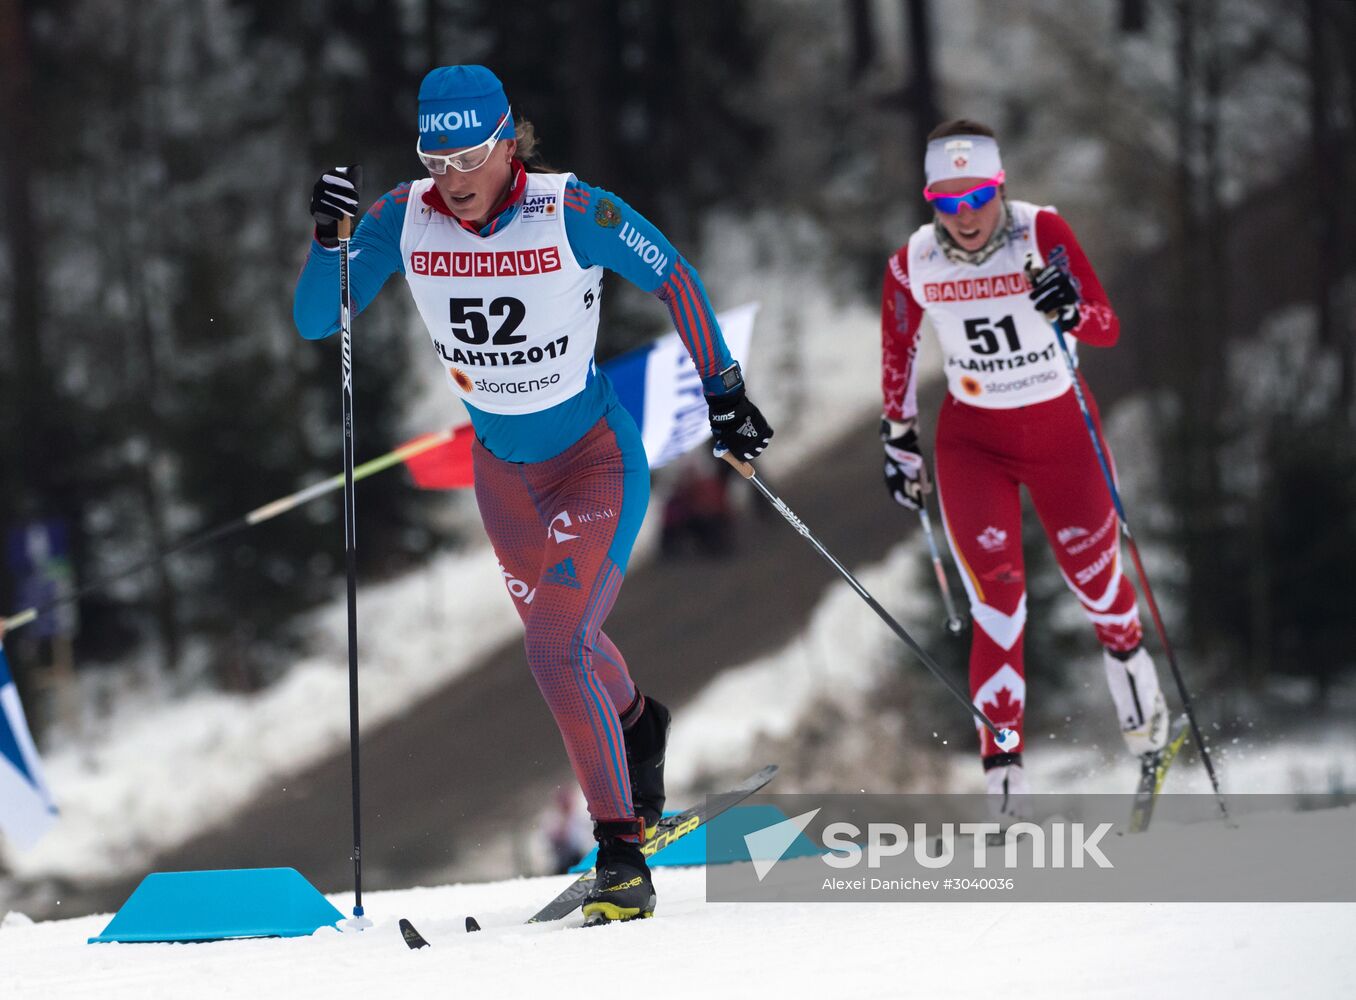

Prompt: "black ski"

[399,917,430,950]
[1128,714,1190,833]
[398,764,777,947]
[400,915,476,949]
[524,763,778,924]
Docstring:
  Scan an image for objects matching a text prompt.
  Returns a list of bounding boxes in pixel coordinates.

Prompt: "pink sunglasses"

[923,172,1006,214]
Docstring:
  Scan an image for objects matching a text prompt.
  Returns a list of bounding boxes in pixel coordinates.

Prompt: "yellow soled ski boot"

[582,819,656,926]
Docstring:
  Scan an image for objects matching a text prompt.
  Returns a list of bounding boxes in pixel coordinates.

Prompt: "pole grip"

[717,449,755,479]
[338,215,352,240]
[1022,255,1061,321]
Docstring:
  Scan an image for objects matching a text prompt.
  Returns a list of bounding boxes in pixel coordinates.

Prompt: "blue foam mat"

[88,867,344,944]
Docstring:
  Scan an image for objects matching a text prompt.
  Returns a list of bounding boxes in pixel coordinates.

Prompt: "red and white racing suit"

[881,200,1144,759]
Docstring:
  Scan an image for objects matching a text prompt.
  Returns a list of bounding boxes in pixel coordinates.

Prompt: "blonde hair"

[513,119,557,173]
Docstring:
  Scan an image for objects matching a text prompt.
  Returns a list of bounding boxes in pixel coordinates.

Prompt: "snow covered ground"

[0,545,523,884]
[2,808,1352,1000]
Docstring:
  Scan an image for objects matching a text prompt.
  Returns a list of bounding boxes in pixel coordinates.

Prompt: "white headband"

[924,135,1003,185]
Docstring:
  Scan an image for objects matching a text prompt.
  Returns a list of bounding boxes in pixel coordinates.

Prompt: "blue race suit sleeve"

[292,182,412,340]
[562,178,735,392]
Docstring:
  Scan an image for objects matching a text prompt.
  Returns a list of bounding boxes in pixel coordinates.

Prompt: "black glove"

[310,164,362,244]
[1028,263,1080,330]
[707,385,773,462]
[881,418,931,511]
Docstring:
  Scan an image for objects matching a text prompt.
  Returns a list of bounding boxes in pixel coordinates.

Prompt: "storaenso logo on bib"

[473,373,562,394]
[985,370,1060,395]
[418,109,484,133]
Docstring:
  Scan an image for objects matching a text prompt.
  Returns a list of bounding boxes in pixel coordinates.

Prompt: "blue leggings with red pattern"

[472,406,650,824]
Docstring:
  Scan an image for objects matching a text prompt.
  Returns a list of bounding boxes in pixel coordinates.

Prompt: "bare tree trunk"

[1118,0,1147,34]
[423,0,440,71]
[1200,0,1228,635]
[1342,4,1356,422]
[1171,0,1208,649]
[115,7,181,674]
[563,0,614,184]
[848,0,876,82]
[1307,0,1336,349]
[1307,0,1352,418]
[903,0,941,225]
[0,0,50,493]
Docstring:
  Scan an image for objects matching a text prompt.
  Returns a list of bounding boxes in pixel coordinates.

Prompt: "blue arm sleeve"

[292,183,412,340]
[563,178,735,390]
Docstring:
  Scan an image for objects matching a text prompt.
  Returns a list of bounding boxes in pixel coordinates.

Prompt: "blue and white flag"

[606,302,758,469]
[0,644,58,850]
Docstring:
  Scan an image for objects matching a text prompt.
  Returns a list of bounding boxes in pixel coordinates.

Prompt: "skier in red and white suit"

[879,120,1168,807]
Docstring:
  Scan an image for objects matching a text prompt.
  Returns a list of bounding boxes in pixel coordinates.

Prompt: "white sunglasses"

[417,109,513,175]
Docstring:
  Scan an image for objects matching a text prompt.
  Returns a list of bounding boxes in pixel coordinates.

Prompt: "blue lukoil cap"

[417,65,512,151]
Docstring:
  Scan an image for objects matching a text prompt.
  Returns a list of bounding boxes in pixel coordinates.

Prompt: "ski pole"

[1024,257,1227,822]
[0,431,459,637]
[337,205,370,927]
[717,449,1018,751]
[917,505,965,636]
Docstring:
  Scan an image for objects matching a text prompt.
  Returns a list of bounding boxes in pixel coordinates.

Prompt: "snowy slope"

[1,544,524,884]
[2,807,1352,999]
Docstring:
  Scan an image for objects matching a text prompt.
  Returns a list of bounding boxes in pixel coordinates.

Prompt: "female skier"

[294,65,772,922]
[878,119,1167,812]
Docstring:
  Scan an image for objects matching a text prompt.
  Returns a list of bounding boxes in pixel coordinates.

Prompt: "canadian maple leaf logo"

[977,526,1008,552]
[980,684,1023,728]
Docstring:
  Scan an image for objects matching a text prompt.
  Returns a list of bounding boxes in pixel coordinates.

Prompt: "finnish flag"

[0,645,58,850]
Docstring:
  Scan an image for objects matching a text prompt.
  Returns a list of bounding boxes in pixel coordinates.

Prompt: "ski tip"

[465,915,481,933]
[399,917,430,950]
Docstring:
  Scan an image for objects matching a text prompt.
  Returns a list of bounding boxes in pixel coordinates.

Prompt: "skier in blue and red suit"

[293,66,772,923]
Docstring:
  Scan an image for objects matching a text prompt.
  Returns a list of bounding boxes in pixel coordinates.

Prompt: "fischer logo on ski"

[1128,715,1190,833]
[526,765,778,926]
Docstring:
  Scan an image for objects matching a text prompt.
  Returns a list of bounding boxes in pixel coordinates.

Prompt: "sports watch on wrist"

[717,362,743,392]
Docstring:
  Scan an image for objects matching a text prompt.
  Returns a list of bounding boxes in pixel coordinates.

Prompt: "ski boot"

[623,693,671,839]
[983,752,1030,839]
[1103,647,1169,758]
[581,819,656,926]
